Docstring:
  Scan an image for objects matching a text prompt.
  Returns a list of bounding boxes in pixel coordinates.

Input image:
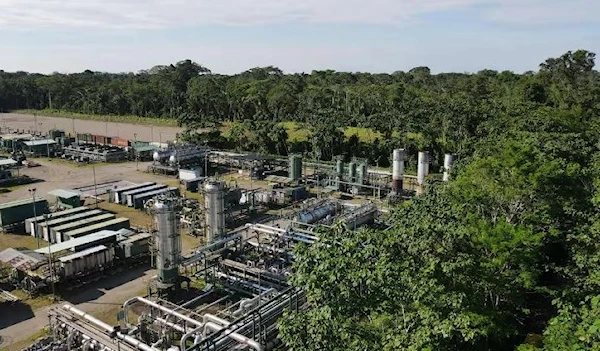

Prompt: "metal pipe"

[62,305,159,351]
[123,297,204,328]
[203,321,264,351]
[180,325,203,351]
[154,317,186,333]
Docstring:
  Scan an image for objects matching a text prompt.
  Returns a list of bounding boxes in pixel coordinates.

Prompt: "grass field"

[97,201,154,228]
[0,233,47,252]
[15,109,179,127]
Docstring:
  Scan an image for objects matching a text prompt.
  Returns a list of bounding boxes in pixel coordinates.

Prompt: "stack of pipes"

[392,149,405,192]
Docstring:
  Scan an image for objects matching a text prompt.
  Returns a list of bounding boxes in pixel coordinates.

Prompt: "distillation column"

[417,151,429,192]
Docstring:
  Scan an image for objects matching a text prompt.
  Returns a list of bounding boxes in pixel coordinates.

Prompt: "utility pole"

[44,213,56,302]
[134,133,138,171]
[93,164,98,208]
[28,188,39,248]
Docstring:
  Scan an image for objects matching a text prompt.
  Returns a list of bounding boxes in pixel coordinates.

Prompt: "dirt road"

[0,159,177,203]
[0,112,183,143]
[0,267,154,350]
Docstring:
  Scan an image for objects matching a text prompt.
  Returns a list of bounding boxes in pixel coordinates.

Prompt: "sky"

[0,0,598,75]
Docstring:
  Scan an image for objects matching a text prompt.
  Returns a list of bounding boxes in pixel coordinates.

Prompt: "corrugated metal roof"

[23,139,57,146]
[0,134,33,141]
[0,159,17,166]
[113,182,155,193]
[58,245,107,262]
[34,230,119,254]
[38,209,102,228]
[51,213,115,232]
[0,248,45,270]
[64,217,129,238]
[0,197,46,210]
[48,189,81,199]
[121,233,151,244]
[134,145,157,152]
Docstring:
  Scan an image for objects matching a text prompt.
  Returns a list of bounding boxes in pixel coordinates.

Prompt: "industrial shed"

[132,186,179,209]
[48,189,82,209]
[22,139,57,156]
[25,206,90,234]
[34,230,123,255]
[50,213,116,243]
[0,247,46,271]
[0,197,49,231]
[123,184,168,206]
[34,209,104,243]
[58,245,115,279]
[110,182,155,203]
[62,218,130,241]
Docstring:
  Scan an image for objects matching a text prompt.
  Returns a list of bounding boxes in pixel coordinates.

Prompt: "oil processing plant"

[0,143,455,351]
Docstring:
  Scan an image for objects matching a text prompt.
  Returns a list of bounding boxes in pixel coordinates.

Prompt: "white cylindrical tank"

[205,181,226,242]
[417,151,429,186]
[392,149,405,191]
[153,198,181,284]
[443,153,454,182]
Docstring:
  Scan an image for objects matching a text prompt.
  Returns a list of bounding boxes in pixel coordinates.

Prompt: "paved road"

[0,267,154,350]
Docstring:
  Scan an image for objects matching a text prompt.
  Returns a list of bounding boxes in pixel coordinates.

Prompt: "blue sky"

[0,0,598,74]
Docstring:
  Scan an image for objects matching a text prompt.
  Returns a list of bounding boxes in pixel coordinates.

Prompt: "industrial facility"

[0,144,456,351]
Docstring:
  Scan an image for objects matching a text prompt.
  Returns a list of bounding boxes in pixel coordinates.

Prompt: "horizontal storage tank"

[25,206,89,234]
[296,202,338,224]
[63,218,130,241]
[51,213,115,243]
[125,184,168,207]
[112,182,155,204]
[132,187,180,209]
[39,209,103,243]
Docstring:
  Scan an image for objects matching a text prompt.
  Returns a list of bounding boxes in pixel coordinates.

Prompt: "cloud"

[0,0,597,29]
[0,0,481,29]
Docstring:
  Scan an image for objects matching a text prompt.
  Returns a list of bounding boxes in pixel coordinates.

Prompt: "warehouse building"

[110,182,155,203]
[22,139,57,157]
[48,189,82,209]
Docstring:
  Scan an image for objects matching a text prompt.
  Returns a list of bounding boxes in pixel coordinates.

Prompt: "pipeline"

[123,296,204,328]
[62,304,159,351]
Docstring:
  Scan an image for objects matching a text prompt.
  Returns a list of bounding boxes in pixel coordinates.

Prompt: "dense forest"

[2,50,597,169]
[2,49,600,349]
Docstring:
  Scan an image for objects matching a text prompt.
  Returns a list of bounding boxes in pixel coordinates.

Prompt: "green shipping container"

[0,197,49,227]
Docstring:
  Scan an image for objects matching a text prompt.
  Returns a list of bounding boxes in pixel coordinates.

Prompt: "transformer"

[153,198,181,285]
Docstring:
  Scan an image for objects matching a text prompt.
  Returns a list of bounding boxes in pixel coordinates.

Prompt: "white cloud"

[0,0,597,29]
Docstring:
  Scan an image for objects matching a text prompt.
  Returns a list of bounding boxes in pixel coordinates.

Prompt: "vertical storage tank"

[392,149,405,192]
[289,154,303,181]
[443,153,454,182]
[153,198,181,285]
[348,162,357,183]
[204,181,226,242]
[417,151,430,186]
